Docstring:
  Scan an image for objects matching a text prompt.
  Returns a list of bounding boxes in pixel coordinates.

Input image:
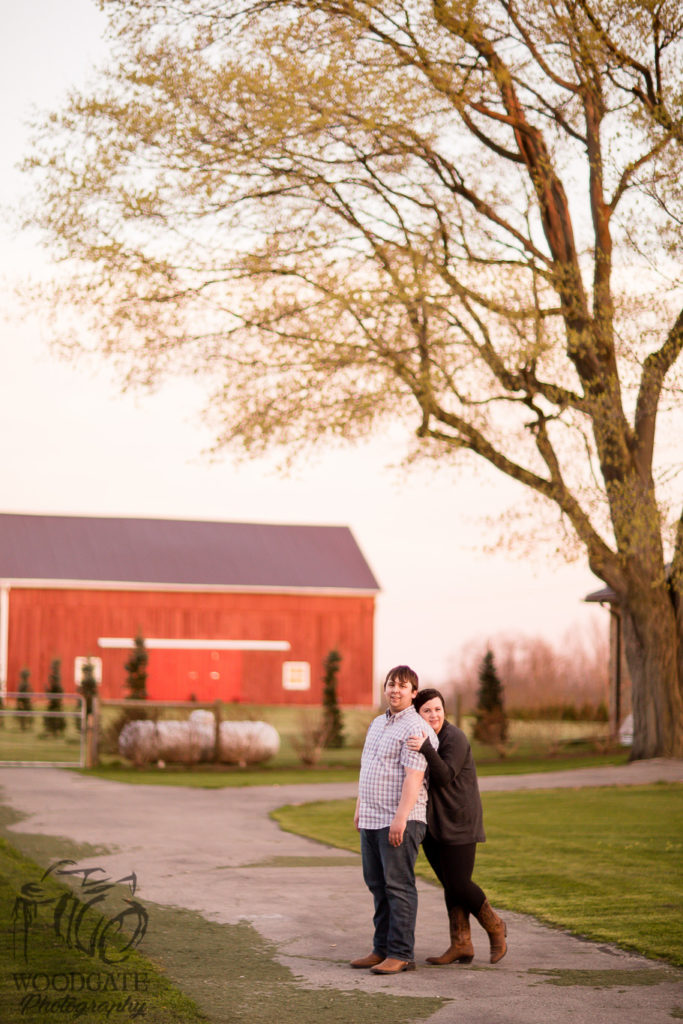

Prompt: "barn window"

[74,656,102,685]
[282,662,311,691]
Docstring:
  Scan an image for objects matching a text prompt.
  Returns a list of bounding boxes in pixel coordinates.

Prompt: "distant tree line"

[447,626,609,720]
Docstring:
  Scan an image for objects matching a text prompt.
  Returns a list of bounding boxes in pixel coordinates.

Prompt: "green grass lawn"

[80,746,629,788]
[0,722,85,764]
[272,783,683,966]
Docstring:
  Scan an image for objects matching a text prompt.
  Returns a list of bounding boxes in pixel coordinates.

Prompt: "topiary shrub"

[44,658,66,735]
[473,648,508,749]
[104,633,150,753]
[17,668,33,731]
[321,649,345,749]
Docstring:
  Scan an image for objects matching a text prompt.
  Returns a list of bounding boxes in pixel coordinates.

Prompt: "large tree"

[25,0,682,757]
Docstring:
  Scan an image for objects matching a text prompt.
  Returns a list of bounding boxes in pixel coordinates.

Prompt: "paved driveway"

[1,760,681,1024]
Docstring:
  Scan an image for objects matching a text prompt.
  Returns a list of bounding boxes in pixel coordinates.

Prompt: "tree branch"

[634,306,683,480]
[422,402,624,587]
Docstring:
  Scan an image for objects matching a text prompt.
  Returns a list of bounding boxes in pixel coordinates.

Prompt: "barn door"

[146,648,243,702]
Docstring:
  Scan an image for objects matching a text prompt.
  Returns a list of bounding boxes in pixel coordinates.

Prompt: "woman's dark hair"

[413,687,446,713]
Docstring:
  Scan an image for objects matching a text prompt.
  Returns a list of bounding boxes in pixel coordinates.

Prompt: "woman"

[406,688,507,965]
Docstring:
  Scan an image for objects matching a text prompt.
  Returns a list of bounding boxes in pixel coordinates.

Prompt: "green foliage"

[44,658,66,735]
[321,649,344,749]
[16,668,33,731]
[473,649,508,747]
[476,649,505,713]
[77,659,98,720]
[124,633,148,700]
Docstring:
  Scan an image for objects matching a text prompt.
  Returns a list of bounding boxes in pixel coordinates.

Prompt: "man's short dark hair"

[384,665,419,692]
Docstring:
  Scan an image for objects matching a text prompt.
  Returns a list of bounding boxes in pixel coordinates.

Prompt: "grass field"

[81,746,630,787]
[272,783,683,967]
[0,720,85,765]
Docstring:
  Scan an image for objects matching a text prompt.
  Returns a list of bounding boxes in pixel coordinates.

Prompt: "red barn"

[0,513,379,704]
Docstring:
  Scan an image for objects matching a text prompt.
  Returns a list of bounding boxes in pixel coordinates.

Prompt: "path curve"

[1,760,681,1024]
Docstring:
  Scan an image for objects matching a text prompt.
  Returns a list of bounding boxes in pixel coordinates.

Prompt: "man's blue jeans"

[360,821,426,961]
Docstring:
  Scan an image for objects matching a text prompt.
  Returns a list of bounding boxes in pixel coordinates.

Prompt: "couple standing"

[351,664,507,975]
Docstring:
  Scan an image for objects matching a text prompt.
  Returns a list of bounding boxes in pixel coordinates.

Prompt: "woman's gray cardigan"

[419,720,486,845]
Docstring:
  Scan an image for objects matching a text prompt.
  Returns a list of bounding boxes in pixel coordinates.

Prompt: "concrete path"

[1,760,681,1024]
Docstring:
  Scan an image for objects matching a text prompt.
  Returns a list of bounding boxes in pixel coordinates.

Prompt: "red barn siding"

[5,588,375,704]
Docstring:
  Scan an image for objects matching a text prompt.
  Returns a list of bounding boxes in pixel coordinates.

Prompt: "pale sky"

[0,0,607,690]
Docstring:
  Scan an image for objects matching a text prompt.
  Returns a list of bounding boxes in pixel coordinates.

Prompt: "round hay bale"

[118,719,159,767]
[218,720,280,765]
[188,708,215,728]
[155,719,214,764]
[118,712,279,766]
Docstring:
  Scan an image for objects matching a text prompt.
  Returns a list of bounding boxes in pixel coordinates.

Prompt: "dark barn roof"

[0,513,380,592]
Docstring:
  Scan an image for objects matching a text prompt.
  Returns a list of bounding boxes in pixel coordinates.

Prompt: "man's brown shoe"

[350,952,384,969]
[370,958,416,974]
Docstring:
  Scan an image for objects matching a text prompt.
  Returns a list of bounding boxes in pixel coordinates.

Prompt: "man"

[351,665,437,975]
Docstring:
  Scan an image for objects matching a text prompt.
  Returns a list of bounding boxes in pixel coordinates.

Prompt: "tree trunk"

[621,589,683,759]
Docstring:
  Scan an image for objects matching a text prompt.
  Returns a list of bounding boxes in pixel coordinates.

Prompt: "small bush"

[321,649,345,749]
[473,649,508,749]
[291,711,329,767]
[16,669,33,731]
[78,659,98,714]
[125,632,149,700]
[44,658,66,735]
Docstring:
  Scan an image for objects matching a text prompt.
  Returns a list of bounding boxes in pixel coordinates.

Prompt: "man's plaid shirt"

[357,705,438,829]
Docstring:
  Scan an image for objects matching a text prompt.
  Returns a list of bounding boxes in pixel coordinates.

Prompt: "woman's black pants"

[422,832,486,916]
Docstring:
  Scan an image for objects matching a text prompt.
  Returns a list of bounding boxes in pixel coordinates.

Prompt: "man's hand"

[388,768,425,847]
[354,801,360,832]
[388,814,407,846]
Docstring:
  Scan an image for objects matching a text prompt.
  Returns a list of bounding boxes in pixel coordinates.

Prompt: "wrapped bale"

[118,719,159,767]
[188,709,215,728]
[158,718,214,764]
[218,720,280,765]
[119,713,279,766]
[118,717,213,766]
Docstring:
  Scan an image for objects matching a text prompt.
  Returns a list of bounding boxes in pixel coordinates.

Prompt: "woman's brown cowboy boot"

[476,899,507,963]
[426,906,474,965]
